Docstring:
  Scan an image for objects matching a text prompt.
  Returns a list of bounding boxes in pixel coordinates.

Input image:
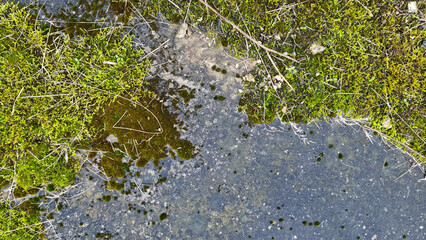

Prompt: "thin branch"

[140,39,170,60]
[197,0,298,63]
[112,110,163,135]
[266,51,294,91]
[11,87,24,116]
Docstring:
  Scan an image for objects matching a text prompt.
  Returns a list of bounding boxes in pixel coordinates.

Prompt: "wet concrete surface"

[11,1,426,239]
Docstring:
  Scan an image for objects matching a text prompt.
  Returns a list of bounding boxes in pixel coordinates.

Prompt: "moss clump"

[107,180,125,191]
[177,87,196,103]
[46,184,55,192]
[213,95,227,101]
[159,212,168,221]
[95,232,113,239]
[102,195,112,202]
[0,177,10,189]
[170,139,195,160]
[157,176,167,184]
[100,153,126,179]
[136,158,151,168]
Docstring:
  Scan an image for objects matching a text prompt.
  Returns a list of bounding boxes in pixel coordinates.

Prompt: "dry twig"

[198,0,299,63]
[362,124,426,163]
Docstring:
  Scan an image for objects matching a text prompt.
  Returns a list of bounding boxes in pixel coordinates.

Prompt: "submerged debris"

[90,95,195,177]
[309,43,326,55]
[175,23,188,39]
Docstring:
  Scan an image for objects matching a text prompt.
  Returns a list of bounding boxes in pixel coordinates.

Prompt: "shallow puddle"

[5,1,426,240]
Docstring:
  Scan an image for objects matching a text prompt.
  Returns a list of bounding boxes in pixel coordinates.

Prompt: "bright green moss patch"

[0,200,44,239]
[0,2,151,192]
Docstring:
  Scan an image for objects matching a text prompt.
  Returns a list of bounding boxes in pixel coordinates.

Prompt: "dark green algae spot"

[214,95,226,101]
[102,195,111,202]
[159,212,168,221]
[177,88,196,103]
[89,95,195,179]
[106,180,125,191]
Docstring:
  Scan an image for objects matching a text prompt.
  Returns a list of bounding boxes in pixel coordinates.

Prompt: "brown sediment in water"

[89,94,194,178]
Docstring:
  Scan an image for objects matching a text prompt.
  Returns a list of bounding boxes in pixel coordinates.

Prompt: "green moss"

[0,177,10,189]
[220,38,229,47]
[136,158,150,168]
[19,198,40,218]
[96,232,113,239]
[142,0,425,163]
[100,153,125,179]
[178,88,196,103]
[157,176,167,184]
[0,201,44,239]
[170,139,195,160]
[13,186,28,199]
[0,1,151,192]
[102,195,112,202]
[107,180,125,191]
[214,95,227,101]
[57,203,64,211]
[46,184,55,192]
[159,212,168,221]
